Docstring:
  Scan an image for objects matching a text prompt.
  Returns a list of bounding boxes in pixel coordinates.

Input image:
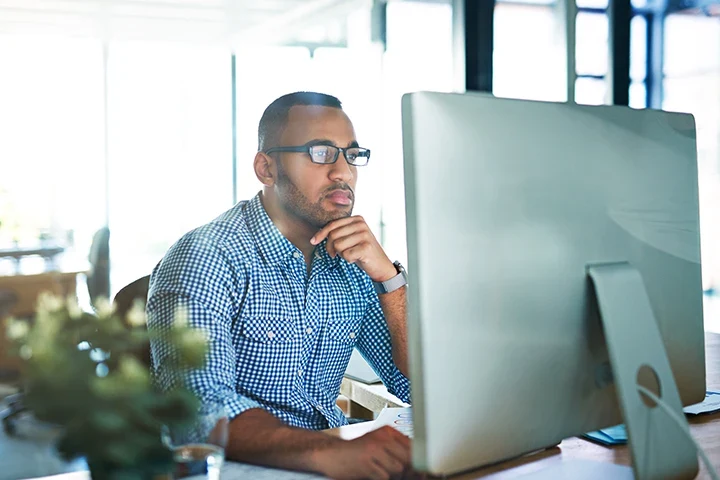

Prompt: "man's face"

[272,105,359,229]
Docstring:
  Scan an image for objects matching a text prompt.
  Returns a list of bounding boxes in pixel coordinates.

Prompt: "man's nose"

[328,152,355,182]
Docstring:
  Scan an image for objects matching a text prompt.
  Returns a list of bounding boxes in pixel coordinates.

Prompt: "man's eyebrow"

[304,139,360,148]
[305,138,335,147]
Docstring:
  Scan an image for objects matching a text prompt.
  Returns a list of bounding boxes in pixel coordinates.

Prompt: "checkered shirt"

[146,193,411,430]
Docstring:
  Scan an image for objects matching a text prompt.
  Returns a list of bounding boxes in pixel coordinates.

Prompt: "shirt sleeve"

[354,286,411,404]
[146,231,262,420]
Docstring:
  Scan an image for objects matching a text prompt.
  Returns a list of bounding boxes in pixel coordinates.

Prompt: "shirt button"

[293,252,301,259]
[267,331,275,339]
[315,404,323,411]
[298,369,303,376]
[306,327,313,335]
[349,332,356,339]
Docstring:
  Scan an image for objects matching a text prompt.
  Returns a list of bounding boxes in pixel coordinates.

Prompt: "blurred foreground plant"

[5,292,208,480]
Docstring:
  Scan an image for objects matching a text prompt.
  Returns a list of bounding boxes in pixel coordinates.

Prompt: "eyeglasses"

[264,144,371,166]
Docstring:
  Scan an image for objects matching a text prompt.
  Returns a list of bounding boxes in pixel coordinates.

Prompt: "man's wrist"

[307,438,344,476]
[374,261,400,283]
[372,261,408,295]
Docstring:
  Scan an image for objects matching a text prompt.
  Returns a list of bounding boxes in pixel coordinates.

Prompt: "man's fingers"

[329,232,367,258]
[380,430,411,466]
[326,223,365,245]
[325,224,365,258]
[383,437,411,466]
[367,459,391,480]
[373,455,402,479]
[390,429,412,449]
[336,245,366,264]
[311,216,363,245]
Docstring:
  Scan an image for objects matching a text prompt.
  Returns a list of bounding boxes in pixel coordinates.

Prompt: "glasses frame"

[264,144,371,166]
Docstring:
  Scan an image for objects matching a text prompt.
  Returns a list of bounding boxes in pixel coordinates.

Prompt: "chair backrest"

[114,275,150,320]
[113,274,151,367]
[87,227,110,308]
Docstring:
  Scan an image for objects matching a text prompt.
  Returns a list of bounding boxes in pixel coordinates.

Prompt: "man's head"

[254,92,367,231]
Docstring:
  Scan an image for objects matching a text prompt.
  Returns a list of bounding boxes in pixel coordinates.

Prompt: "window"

[380,0,454,263]
[494,3,566,102]
[630,15,647,83]
[663,12,720,291]
[576,12,609,77]
[575,77,607,104]
[664,13,720,78]
[107,41,233,290]
[0,35,105,275]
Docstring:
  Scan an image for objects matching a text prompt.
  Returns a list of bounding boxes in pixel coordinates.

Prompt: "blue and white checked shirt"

[147,193,411,430]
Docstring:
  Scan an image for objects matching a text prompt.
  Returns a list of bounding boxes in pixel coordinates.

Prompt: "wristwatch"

[373,261,408,294]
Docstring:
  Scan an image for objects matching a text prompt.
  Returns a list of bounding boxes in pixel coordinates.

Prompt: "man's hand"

[312,426,413,480]
[311,216,396,283]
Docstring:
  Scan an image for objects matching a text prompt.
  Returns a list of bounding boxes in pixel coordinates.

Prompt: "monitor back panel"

[401,91,705,476]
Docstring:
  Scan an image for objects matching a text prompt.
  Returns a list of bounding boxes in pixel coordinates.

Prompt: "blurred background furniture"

[85,227,110,310]
[0,288,19,384]
[0,246,65,274]
[0,271,83,435]
[113,274,151,367]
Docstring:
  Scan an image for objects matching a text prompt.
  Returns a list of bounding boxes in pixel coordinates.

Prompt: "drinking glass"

[167,402,229,480]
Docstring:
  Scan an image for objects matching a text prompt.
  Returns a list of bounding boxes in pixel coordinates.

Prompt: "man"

[147,91,412,479]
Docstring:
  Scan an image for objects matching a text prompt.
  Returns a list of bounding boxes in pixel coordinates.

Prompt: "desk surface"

[8,334,720,480]
[331,332,720,479]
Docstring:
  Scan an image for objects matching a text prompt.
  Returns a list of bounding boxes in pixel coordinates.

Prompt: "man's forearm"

[378,286,409,377]
[225,408,342,474]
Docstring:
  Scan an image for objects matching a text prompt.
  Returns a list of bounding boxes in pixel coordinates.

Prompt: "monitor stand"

[586,262,698,480]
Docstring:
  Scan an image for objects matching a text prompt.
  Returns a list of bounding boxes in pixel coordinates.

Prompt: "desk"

[0,246,65,273]
[331,332,720,479]
[0,271,83,372]
[8,334,719,480]
[340,377,408,419]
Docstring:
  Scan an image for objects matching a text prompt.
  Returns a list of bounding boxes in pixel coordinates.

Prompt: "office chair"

[113,274,152,368]
[86,227,110,310]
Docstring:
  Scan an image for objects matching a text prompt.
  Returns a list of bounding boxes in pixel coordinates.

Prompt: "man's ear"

[254,152,276,187]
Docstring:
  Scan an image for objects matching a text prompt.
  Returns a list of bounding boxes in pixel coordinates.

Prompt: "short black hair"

[258,91,343,152]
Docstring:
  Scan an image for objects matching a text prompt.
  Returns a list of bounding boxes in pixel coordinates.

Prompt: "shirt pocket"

[242,316,299,343]
[240,281,294,322]
[326,316,363,346]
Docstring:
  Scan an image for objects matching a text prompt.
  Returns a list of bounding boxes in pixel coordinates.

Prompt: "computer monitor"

[401,91,706,477]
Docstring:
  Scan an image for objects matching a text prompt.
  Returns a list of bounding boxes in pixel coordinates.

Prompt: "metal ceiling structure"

[0,0,368,45]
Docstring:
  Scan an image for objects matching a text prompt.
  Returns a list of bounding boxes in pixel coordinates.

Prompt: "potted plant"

[5,292,208,480]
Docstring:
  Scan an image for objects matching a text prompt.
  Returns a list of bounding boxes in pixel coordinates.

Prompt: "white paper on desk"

[375,407,413,438]
[683,391,720,415]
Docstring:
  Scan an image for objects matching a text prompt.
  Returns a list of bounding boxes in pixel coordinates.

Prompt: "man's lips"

[325,190,353,206]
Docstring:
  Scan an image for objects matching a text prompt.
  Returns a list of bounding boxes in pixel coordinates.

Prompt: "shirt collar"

[313,238,341,270]
[245,193,341,270]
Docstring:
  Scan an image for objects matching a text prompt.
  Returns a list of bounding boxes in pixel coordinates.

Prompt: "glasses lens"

[309,145,338,164]
[346,148,370,166]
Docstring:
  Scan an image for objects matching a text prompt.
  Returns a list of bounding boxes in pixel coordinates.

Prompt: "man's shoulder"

[148,202,256,299]
[183,201,253,248]
[159,202,257,268]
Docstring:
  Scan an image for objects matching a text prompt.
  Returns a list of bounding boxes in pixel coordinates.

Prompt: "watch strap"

[373,262,408,294]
